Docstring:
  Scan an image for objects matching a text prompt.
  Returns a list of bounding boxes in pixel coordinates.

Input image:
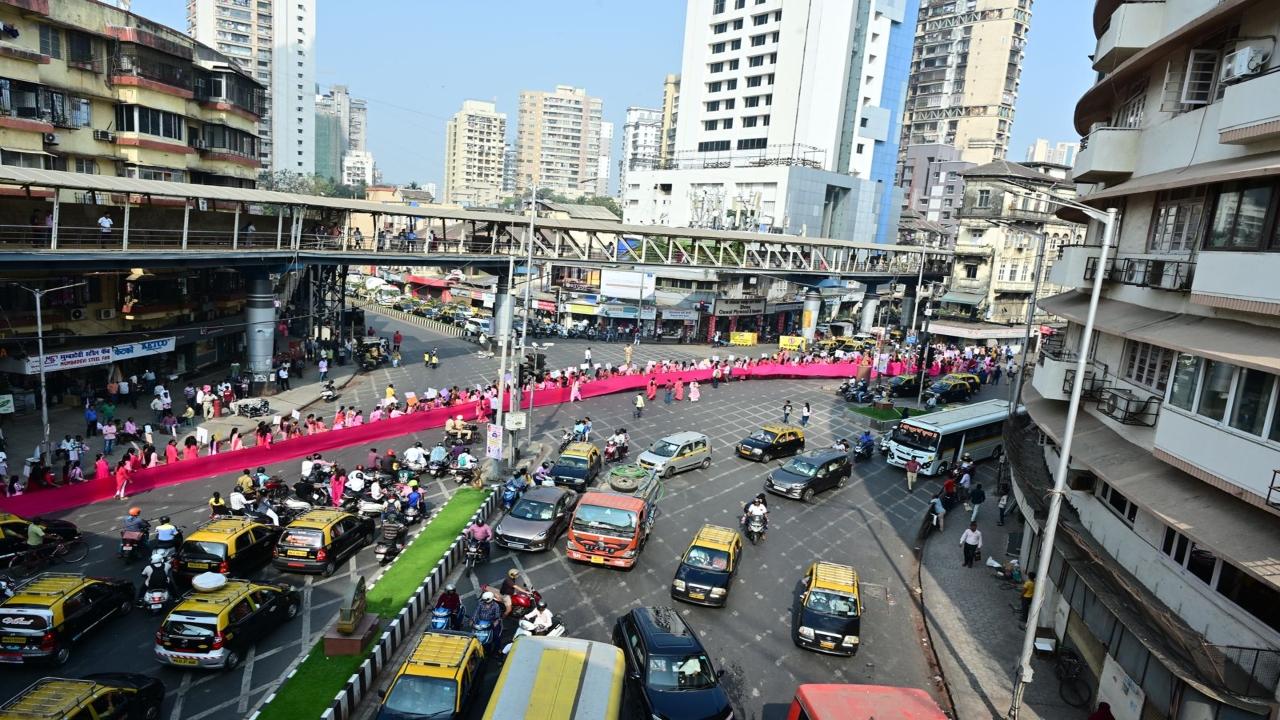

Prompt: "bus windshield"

[892,423,940,453]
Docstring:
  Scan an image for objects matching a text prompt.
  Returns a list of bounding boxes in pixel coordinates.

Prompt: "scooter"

[375,520,406,565]
[236,398,272,418]
[320,381,338,402]
[427,459,447,478]
[472,617,501,656]
[450,462,475,485]
[854,440,875,463]
[500,482,524,511]
[118,526,150,563]
[429,605,465,631]
[603,441,628,463]
[745,515,766,545]
[502,615,566,657]
[558,429,576,453]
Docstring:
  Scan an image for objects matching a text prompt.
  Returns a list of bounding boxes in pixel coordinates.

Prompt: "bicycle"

[1,538,89,579]
[1055,647,1091,708]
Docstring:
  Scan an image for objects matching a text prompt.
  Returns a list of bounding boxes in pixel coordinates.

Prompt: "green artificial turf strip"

[851,405,904,421]
[256,488,490,720]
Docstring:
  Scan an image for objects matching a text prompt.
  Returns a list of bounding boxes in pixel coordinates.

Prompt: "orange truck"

[565,471,658,569]
[788,684,947,720]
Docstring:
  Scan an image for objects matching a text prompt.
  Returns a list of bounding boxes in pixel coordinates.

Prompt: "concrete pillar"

[860,296,880,333]
[800,290,821,342]
[245,271,276,379]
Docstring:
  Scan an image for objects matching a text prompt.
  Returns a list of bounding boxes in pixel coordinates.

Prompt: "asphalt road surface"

[1,311,967,719]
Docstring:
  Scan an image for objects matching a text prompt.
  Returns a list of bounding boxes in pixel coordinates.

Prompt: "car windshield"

[647,654,718,691]
[163,618,218,638]
[892,423,940,453]
[278,529,323,548]
[748,430,777,443]
[683,546,730,572]
[806,590,859,618]
[572,505,638,538]
[555,456,588,469]
[648,440,680,458]
[382,676,456,718]
[928,381,951,394]
[511,499,556,521]
[782,459,818,477]
[180,540,228,560]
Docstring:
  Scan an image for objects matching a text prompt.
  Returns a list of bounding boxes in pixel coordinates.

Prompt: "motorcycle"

[603,441,628,463]
[500,482,524,511]
[502,615,566,657]
[745,515,766,545]
[375,521,406,565]
[854,440,875,463]
[235,398,272,418]
[464,538,487,571]
[261,475,290,502]
[427,459,447,478]
[118,526,150,563]
[479,585,543,620]
[320,380,338,402]
[843,380,873,403]
[558,428,576,453]
[450,462,475,485]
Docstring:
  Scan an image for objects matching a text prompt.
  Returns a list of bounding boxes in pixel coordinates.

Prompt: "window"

[1180,49,1219,105]
[1096,482,1139,524]
[1186,544,1218,585]
[706,100,720,112]
[703,120,718,131]
[39,25,61,59]
[744,95,760,107]
[713,0,725,13]
[722,118,733,129]
[1195,359,1235,422]
[753,13,769,25]
[1123,341,1173,392]
[732,18,743,30]
[1229,368,1273,435]
[714,22,728,33]
[723,98,735,109]
[735,0,745,7]
[74,158,97,174]
[1205,182,1274,250]
[976,189,991,208]
[742,116,757,127]
[1113,82,1146,129]
[115,105,184,141]
[747,75,763,88]
[698,140,730,152]
[1149,187,1206,253]
[1215,562,1280,634]
[710,62,724,73]
[728,59,739,70]
[725,79,737,90]
[749,55,765,67]
[730,38,741,50]
[761,115,770,126]
[1167,354,1201,411]
[708,81,722,93]
[66,31,94,66]
[771,31,779,42]
[736,138,767,150]
[712,42,726,54]
[751,34,767,47]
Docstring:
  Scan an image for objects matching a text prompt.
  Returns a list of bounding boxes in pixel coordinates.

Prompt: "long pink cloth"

[2,360,861,516]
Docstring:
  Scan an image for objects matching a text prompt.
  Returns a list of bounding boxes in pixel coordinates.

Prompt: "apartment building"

[900,143,974,233]
[1026,137,1079,167]
[620,107,663,195]
[939,159,1080,325]
[314,84,369,183]
[1013,2,1280,717]
[0,0,263,186]
[189,0,315,174]
[659,74,680,164]
[340,150,375,187]
[443,99,507,207]
[896,0,1032,227]
[515,85,604,197]
[596,120,613,197]
[624,0,917,244]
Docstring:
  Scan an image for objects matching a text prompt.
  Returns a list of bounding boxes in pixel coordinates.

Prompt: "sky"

[130,0,1094,190]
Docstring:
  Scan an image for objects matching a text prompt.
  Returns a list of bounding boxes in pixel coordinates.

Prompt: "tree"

[406,181,421,190]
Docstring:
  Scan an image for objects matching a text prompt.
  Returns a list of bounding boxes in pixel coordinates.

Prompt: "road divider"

[252,487,495,720]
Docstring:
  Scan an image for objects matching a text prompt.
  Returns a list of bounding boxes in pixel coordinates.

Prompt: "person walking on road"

[570,378,583,403]
[997,484,1011,525]
[663,381,673,405]
[959,522,983,568]
[646,378,657,402]
[318,358,329,381]
[781,400,793,424]
[392,331,403,352]
[800,402,811,427]
[624,344,633,367]
[633,393,645,419]
[905,457,920,492]
[431,348,440,369]
[1019,572,1037,626]
[584,347,592,365]
[674,378,684,402]
[968,483,986,522]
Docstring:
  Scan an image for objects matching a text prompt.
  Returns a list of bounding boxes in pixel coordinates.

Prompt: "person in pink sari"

[183,442,199,461]
[165,440,179,464]
[674,379,685,401]
[229,429,244,452]
[329,470,346,508]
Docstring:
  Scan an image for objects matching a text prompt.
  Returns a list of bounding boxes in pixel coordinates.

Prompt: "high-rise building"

[660,74,681,165]
[1009,3,1280,719]
[515,85,604,197]
[1025,138,1079,167]
[596,121,614,197]
[502,146,517,196]
[341,150,375,187]
[623,0,917,244]
[443,100,508,207]
[620,107,663,193]
[316,85,367,153]
[314,105,344,183]
[189,0,316,174]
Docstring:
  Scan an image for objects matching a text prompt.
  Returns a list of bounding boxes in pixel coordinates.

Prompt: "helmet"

[456,414,463,420]
[435,442,444,447]
[507,569,519,578]
[536,600,547,610]
[541,461,550,469]
[386,449,395,456]
[408,480,419,488]
[755,493,766,501]
[963,453,973,460]
[481,591,495,602]
[445,583,456,592]
[128,507,141,516]
[159,516,171,524]
[415,442,423,448]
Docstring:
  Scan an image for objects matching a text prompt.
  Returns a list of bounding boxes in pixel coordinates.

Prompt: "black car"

[886,375,921,398]
[83,672,166,718]
[735,424,805,462]
[612,607,733,720]
[764,449,852,502]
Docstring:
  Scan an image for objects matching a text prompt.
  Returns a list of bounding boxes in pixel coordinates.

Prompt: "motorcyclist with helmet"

[533,461,552,485]
[405,481,424,514]
[346,465,368,495]
[741,494,770,536]
[499,568,530,616]
[403,442,427,468]
[525,600,554,635]
[465,518,492,560]
[474,592,504,650]
[153,516,180,549]
[122,507,151,551]
[435,583,464,629]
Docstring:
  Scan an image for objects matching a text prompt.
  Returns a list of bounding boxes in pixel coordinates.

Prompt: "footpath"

[918,463,1088,720]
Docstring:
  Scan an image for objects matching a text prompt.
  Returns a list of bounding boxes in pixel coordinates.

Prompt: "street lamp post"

[1006,203,1117,720]
[11,282,87,459]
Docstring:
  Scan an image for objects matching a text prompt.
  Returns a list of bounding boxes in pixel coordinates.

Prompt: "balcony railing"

[1206,644,1280,699]
[1085,256,1196,291]
[1094,387,1160,426]
[1063,363,1110,401]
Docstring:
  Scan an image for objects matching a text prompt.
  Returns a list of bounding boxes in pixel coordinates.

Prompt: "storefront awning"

[927,320,1028,340]
[939,291,984,306]
[1039,292,1280,374]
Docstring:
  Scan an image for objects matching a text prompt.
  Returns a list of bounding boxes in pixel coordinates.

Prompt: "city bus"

[788,684,948,719]
[482,636,624,720]
[885,399,1014,476]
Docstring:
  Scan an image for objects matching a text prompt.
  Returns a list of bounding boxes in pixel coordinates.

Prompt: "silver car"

[494,486,578,551]
[636,431,712,478]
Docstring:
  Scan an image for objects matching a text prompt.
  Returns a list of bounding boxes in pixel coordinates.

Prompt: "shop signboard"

[565,303,599,316]
[729,332,758,346]
[779,336,807,351]
[24,346,113,374]
[660,308,698,321]
[766,302,803,314]
[535,300,557,312]
[112,337,176,361]
[712,298,765,317]
[485,423,504,460]
[599,270,656,301]
[602,304,657,320]
[482,292,496,308]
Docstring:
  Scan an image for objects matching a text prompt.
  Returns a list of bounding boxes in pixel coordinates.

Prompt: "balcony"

[1218,69,1280,145]
[1093,1,1165,73]
[1098,256,1196,291]
[1190,250,1280,314]
[1047,244,1100,288]
[1072,127,1140,183]
[1154,408,1280,503]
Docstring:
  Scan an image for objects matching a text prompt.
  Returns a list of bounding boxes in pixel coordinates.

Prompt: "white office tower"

[620,107,663,196]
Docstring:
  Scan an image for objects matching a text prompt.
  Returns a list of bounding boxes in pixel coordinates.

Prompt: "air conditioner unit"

[69,307,87,321]
[92,129,116,143]
[1220,46,1270,84]
[117,56,135,72]
[96,308,116,320]
[43,133,58,145]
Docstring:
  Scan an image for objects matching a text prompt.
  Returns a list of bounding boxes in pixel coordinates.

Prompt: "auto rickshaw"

[357,337,386,370]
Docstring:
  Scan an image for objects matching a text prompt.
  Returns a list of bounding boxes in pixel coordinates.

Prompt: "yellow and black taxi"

[793,561,861,656]
[154,573,299,670]
[549,442,602,491]
[736,423,805,462]
[272,508,374,577]
[0,512,79,556]
[886,374,921,397]
[942,372,982,394]
[175,518,282,580]
[671,525,741,607]
[377,631,485,719]
[925,376,973,404]
[0,673,165,720]
[0,573,133,667]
